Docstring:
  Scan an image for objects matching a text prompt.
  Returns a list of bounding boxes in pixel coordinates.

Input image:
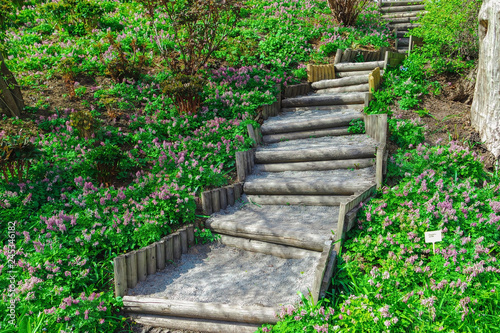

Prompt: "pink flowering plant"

[258,142,499,332]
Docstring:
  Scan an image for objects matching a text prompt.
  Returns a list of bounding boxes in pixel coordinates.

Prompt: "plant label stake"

[425,230,442,254]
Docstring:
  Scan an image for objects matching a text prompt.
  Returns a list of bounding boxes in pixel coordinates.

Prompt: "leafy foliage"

[412,0,483,60]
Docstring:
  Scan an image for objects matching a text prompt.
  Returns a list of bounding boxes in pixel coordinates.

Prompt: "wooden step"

[336,70,384,78]
[314,83,369,95]
[129,314,259,333]
[263,127,350,143]
[220,235,316,259]
[396,31,409,38]
[247,194,350,206]
[281,92,365,108]
[255,145,376,164]
[124,297,278,325]
[382,10,427,18]
[387,16,420,24]
[255,158,375,172]
[244,178,375,196]
[381,4,425,13]
[334,60,385,72]
[206,204,339,251]
[312,75,369,89]
[281,104,365,112]
[261,113,360,135]
[389,22,421,30]
[381,0,423,7]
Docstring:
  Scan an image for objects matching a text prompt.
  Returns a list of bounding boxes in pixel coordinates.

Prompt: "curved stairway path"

[380,0,426,53]
[122,62,387,333]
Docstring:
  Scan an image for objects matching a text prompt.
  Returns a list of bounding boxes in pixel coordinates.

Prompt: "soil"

[386,70,496,171]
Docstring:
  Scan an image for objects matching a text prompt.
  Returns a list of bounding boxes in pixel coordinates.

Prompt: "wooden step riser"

[335,60,385,73]
[386,16,420,24]
[244,181,374,196]
[261,114,359,135]
[124,297,278,325]
[255,158,375,172]
[381,1,423,7]
[209,225,328,252]
[314,83,369,95]
[389,23,421,29]
[129,314,260,333]
[336,70,384,78]
[382,10,427,18]
[281,104,364,112]
[255,146,376,164]
[247,195,348,206]
[281,93,365,108]
[381,4,425,13]
[311,75,368,90]
[263,127,350,144]
[220,235,316,259]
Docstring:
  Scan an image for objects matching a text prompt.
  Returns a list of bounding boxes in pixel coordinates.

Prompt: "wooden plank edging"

[123,296,279,325]
[113,225,197,297]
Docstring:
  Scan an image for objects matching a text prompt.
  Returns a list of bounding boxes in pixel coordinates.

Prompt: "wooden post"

[146,245,156,275]
[136,248,147,282]
[255,127,263,145]
[307,64,313,82]
[180,229,188,254]
[245,150,252,176]
[187,225,195,246]
[378,113,388,144]
[173,233,182,260]
[236,151,246,182]
[201,191,212,216]
[211,189,221,213]
[125,251,138,290]
[234,183,242,200]
[376,144,385,190]
[156,240,166,270]
[219,187,228,210]
[165,236,174,263]
[364,93,373,108]
[383,50,389,71]
[226,185,235,206]
[334,49,343,64]
[334,204,347,254]
[247,124,257,147]
[113,255,127,297]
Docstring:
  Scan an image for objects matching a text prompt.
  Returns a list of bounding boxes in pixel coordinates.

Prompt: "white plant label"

[424,230,442,243]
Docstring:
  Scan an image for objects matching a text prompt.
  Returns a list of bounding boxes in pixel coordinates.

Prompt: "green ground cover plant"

[0,0,393,332]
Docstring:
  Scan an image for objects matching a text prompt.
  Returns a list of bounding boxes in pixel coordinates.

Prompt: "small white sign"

[425,230,442,243]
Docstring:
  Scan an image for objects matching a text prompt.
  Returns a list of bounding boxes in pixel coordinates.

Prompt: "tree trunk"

[0,53,24,117]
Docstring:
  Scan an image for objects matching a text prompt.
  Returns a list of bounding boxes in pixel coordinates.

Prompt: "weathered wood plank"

[113,255,127,297]
[128,314,260,333]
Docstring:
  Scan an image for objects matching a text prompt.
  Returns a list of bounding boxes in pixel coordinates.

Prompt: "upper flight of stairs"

[380,0,426,53]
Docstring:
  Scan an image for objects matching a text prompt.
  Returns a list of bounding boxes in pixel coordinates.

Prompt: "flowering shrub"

[258,142,500,332]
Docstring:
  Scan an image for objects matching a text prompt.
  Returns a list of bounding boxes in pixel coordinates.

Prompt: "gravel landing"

[246,166,376,182]
[208,198,339,241]
[127,242,321,308]
[259,134,377,151]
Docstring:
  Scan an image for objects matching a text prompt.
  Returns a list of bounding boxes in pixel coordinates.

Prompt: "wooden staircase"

[380,0,426,53]
[119,60,388,333]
